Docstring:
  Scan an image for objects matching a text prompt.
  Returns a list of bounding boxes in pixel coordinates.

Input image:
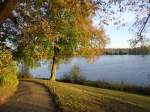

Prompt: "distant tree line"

[105,46,150,55]
[129,46,150,55]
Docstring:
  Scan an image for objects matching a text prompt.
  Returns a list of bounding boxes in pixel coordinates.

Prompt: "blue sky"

[94,11,136,48]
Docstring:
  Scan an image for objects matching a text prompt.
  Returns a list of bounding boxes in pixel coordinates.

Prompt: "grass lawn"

[33,79,150,112]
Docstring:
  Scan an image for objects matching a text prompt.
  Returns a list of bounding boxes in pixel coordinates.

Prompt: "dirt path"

[0,81,58,112]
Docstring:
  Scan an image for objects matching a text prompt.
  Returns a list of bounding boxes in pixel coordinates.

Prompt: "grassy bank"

[68,80,150,96]
[59,65,150,96]
[33,79,150,112]
[0,74,18,104]
[58,79,150,96]
[0,47,18,104]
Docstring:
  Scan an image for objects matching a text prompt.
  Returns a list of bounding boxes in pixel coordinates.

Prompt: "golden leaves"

[44,0,106,58]
[0,46,16,75]
[40,19,55,40]
[21,0,107,60]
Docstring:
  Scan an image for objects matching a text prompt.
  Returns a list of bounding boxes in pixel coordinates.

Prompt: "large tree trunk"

[0,0,17,23]
[50,41,60,81]
[50,56,58,81]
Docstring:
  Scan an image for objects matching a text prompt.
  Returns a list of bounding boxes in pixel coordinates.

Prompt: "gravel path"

[0,81,58,112]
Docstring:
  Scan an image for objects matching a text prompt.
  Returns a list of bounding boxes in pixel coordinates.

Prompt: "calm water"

[30,55,150,86]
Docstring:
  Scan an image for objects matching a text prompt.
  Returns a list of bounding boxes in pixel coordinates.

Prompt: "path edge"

[19,79,62,112]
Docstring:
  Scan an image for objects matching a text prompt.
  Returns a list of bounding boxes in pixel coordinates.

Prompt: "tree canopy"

[0,0,107,80]
[22,0,106,80]
[1,0,150,40]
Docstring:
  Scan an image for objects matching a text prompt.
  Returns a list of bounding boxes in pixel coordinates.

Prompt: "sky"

[94,11,136,48]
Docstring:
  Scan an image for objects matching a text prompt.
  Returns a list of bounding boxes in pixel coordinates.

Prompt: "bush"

[61,65,86,83]
[0,46,18,86]
[18,73,33,79]
[0,74,18,87]
[61,73,71,82]
[17,62,33,79]
[0,46,18,103]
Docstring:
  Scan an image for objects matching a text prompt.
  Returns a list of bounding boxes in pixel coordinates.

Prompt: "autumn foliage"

[0,46,18,103]
[0,0,107,80]
[19,0,106,80]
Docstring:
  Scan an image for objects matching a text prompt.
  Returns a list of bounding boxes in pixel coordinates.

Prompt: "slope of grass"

[0,74,18,104]
[0,47,18,104]
[34,79,150,112]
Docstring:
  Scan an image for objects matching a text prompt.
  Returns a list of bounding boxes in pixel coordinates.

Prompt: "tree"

[0,0,106,80]
[0,0,51,76]
[22,0,106,80]
[98,0,150,45]
[129,37,150,54]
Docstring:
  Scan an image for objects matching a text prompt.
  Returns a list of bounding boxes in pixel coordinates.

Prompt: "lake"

[30,55,150,86]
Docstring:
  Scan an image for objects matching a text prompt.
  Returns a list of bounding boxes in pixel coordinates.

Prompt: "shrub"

[61,65,86,83]
[0,46,19,104]
[0,74,18,87]
[0,46,18,95]
[17,62,33,79]
[17,73,33,79]
[61,72,71,82]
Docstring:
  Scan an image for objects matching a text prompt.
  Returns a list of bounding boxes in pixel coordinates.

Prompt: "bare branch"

[138,14,150,38]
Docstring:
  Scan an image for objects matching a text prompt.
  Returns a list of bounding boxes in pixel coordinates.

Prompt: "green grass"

[77,80,150,96]
[34,79,150,112]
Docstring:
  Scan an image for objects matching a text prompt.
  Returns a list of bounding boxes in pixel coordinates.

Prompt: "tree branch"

[135,0,150,46]
[138,14,150,38]
[0,0,17,24]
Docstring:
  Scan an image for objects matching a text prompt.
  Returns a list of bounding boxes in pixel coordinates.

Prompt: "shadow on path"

[0,81,58,112]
